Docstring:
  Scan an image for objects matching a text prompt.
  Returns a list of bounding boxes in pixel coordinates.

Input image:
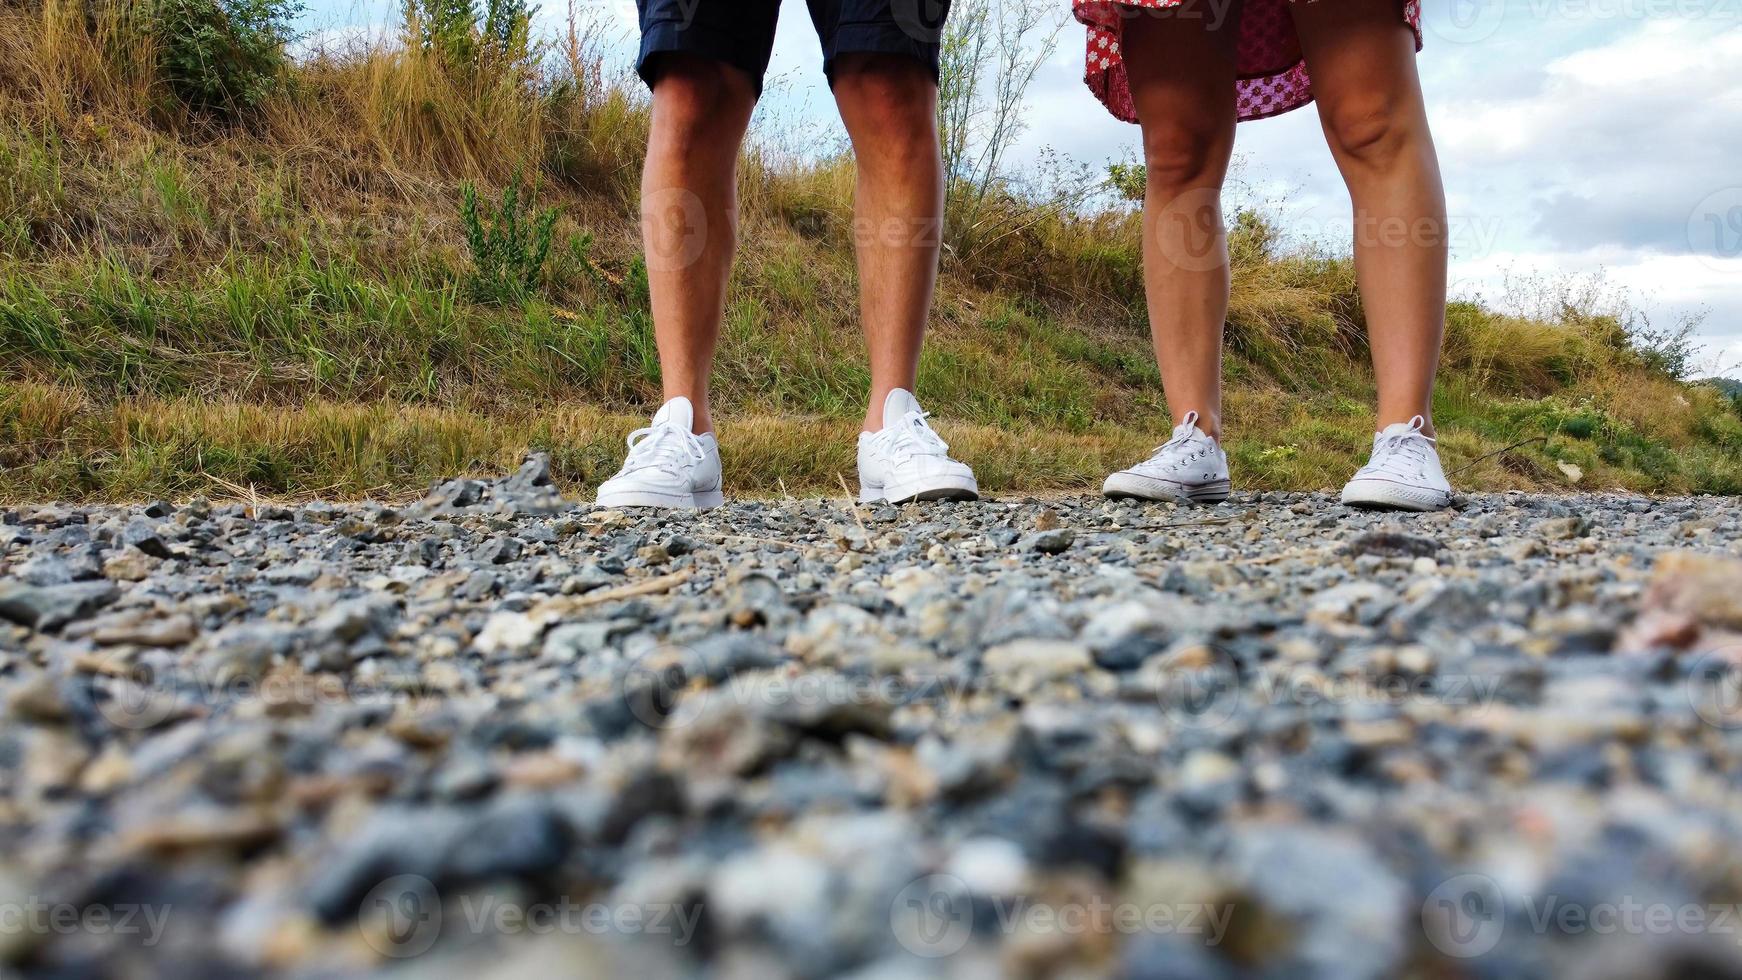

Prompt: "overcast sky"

[299,1,1742,378]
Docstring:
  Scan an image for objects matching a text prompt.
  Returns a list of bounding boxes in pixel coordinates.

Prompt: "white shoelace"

[1140,411,1213,471]
[1367,417,1434,476]
[871,410,950,462]
[622,423,706,476]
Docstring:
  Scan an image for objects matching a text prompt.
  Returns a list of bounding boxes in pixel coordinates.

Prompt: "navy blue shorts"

[635,0,952,95]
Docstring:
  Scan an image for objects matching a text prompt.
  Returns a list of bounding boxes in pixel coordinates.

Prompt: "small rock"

[122,518,175,559]
[1023,528,1076,555]
[502,453,554,495]
[473,536,524,565]
[982,639,1092,682]
[0,579,120,631]
[102,551,155,581]
[8,674,72,725]
[92,613,198,648]
[1344,531,1440,559]
[1540,515,1592,540]
[476,612,543,654]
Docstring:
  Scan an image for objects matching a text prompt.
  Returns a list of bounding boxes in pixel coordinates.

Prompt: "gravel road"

[3,457,1742,979]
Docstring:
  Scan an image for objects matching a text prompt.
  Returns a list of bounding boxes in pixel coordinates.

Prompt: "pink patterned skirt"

[1073,0,1423,123]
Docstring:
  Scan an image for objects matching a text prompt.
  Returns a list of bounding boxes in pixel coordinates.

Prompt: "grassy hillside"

[2,0,1739,501]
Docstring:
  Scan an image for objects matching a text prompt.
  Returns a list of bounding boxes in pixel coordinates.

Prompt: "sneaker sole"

[594,487,723,510]
[1102,475,1231,504]
[1339,478,1451,512]
[859,476,980,505]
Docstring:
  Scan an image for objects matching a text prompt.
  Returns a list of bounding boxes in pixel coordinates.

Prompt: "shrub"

[1627,310,1704,381]
[1106,163,1145,203]
[406,0,533,81]
[153,0,302,119]
[459,174,559,305]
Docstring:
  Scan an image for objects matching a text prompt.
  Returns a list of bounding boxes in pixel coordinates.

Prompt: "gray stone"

[1023,528,1076,554]
[0,579,119,630]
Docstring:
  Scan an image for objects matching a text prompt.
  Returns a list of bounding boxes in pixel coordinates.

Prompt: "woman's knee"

[1139,116,1230,190]
[1319,91,1415,170]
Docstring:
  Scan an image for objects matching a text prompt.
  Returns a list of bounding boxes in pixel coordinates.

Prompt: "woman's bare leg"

[1121,5,1242,439]
[1291,0,1447,435]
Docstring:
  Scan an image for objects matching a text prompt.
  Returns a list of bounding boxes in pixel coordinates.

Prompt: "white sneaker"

[857,389,979,504]
[1340,415,1453,512]
[1102,411,1231,503]
[595,397,723,509]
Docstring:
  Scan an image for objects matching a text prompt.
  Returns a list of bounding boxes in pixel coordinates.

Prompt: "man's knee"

[833,55,938,147]
[649,55,756,137]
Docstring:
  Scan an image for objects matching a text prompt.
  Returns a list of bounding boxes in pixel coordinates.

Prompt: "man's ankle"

[661,393,712,434]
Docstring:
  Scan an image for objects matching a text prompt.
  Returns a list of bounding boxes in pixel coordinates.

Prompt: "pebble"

[0,578,119,630]
[1023,528,1076,554]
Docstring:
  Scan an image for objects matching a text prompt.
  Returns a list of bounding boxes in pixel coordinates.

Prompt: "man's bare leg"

[831,53,943,433]
[640,55,757,434]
